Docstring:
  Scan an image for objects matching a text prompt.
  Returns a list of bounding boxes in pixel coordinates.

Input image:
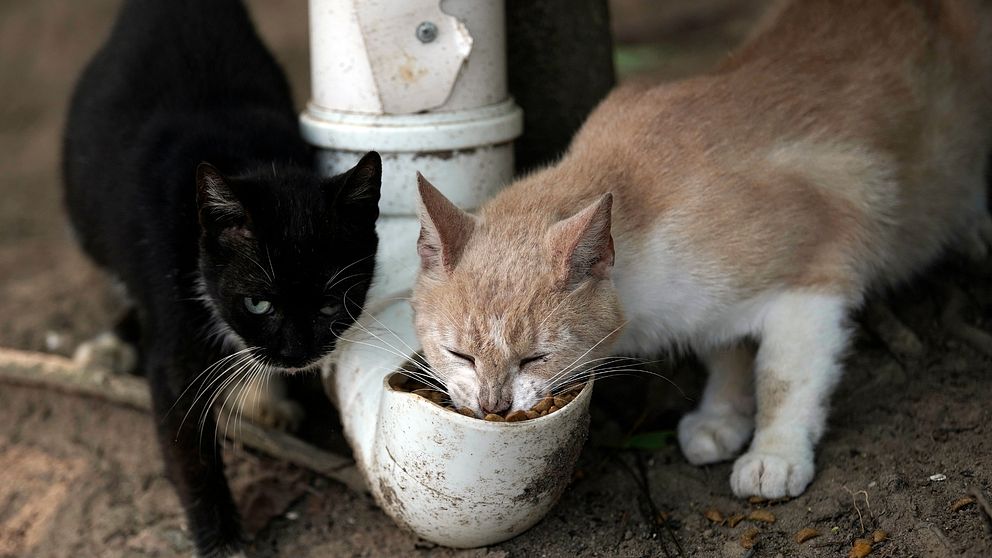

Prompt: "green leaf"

[622,431,675,451]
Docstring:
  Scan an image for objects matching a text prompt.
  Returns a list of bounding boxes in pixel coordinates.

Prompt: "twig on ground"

[843,486,873,535]
[0,347,365,493]
[613,452,685,558]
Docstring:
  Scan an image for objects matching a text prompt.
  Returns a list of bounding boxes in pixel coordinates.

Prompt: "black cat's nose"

[275,347,308,368]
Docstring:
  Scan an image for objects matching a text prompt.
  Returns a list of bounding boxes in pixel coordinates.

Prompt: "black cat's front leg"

[148,355,245,557]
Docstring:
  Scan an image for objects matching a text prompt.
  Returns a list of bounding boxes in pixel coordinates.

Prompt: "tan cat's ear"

[416,172,476,276]
[547,193,615,288]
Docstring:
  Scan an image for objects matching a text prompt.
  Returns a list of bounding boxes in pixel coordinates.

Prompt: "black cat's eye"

[445,348,476,366]
[243,296,273,315]
[520,354,549,368]
[319,304,342,316]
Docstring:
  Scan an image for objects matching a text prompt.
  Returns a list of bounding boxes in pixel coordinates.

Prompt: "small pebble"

[929,473,947,482]
[44,331,64,352]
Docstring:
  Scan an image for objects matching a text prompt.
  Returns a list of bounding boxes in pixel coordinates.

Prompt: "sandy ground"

[2,0,991,557]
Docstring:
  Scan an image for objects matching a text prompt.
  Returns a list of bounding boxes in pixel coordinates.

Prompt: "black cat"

[62,0,381,555]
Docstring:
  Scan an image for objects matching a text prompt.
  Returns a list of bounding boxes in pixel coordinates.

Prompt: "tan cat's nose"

[479,398,510,415]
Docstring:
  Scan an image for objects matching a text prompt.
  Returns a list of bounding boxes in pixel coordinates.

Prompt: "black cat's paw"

[72,331,138,375]
[223,375,304,432]
[253,396,305,432]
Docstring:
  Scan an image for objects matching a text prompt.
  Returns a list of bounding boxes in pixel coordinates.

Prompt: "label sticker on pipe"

[356,0,473,114]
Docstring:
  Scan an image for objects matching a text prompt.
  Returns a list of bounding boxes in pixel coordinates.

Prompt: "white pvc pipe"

[303,0,591,547]
[303,0,523,296]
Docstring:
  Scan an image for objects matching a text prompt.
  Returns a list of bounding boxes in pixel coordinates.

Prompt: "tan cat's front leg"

[678,343,756,465]
[730,292,850,499]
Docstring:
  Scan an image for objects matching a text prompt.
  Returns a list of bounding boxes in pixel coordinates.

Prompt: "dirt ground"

[2,1,991,557]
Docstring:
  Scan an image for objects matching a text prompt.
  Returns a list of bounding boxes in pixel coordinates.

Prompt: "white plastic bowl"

[325,296,593,547]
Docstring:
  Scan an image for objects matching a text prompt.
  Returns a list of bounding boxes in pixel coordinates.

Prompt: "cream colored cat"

[411,0,992,499]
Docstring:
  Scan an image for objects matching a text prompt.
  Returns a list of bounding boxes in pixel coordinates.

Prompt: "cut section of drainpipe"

[303,0,591,548]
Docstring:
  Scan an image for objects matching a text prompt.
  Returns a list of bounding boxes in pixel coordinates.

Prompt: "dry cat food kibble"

[394,376,584,422]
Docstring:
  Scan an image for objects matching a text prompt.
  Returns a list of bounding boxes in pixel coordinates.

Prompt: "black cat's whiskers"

[331,326,446,391]
[335,286,448,391]
[263,244,277,283]
[325,272,373,294]
[213,360,255,454]
[221,356,269,454]
[195,348,260,436]
[323,255,375,293]
[327,311,441,390]
[178,351,256,438]
[168,347,256,420]
[204,349,270,451]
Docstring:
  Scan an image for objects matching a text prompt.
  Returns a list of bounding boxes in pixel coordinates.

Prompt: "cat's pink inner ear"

[416,173,476,275]
[548,193,615,287]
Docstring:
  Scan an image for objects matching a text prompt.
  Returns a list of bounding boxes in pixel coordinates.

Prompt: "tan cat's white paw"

[678,409,753,465]
[72,331,137,374]
[730,450,814,499]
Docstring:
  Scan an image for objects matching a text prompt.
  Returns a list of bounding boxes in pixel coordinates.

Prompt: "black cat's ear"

[546,193,614,289]
[196,163,247,230]
[337,151,382,213]
[416,172,477,277]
